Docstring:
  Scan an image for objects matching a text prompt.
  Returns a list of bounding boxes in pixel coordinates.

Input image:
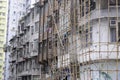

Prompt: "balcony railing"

[79,7,120,26]
[77,43,120,63]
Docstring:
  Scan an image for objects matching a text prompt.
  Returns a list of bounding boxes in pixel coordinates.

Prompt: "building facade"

[9,0,120,80]
[4,0,27,80]
[8,0,40,80]
[38,0,120,80]
[0,0,7,80]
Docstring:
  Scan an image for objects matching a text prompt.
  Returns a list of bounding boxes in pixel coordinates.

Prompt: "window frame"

[109,0,120,6]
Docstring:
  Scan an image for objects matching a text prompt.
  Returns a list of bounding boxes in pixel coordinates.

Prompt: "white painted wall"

[77,18,120,63]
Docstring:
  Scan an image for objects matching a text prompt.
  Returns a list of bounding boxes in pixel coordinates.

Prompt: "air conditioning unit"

[110,20,116,27]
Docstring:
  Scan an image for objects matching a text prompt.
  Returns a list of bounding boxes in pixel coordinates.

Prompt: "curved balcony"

[77,43,120,63]
[79,7,120,25]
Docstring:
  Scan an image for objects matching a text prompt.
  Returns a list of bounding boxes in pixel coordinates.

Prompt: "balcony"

[79,7,120,26]
[17,45,23,49]
[19,31,24,36]
[10,56,16,63]
[3,44,7,52]
[17,57,25,63]
[18,68,40,77]
[24,53,30,59]
[9,52,16,63]
[30,51,38,57]
[9,58,16,64]
[18,70,31,77]
[77,43,120,63]
[31,68,41,75]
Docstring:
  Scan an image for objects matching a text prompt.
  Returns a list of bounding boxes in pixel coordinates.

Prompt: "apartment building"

[38,0,120,80]
[4,0,27,80]
[9,1,40,80]
[0,0,7,80]
[4,0,38,80]
[9,0,120,80]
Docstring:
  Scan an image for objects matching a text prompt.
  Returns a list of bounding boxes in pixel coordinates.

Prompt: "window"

[0,53,2,57]
[43,40,47,54]
[23,4,25,7]
[35,22,39,32]
[13,19,15,21]
[43,64,49,73]
[110,27,116,42]
[0,47,3,51]
[13,11,16,14]
[118,22,120,41]
[0,18,5,21]
[36,7,39,14]
[79,24,92,48]
[109,0,120,6]
[0,35,3,38]
[18,26,20,33]
[26,43,29,54]
[0,65,2,69]
[47,15,52,34]
[0,59,2,62]
[48,41,52,49]
[31,42,33,52]
[33,39,38,52]
[39,43,42,54]
[31,26,34,35]
[110,21,120,42]
[0,12,5,16]
[21,23,24,31]
[0,24,4,26]
[81,0,96,17]
[54,10,59,23]
[33,75,40,80]
[0,41,3,44]
[32,10,34,19]
[87,27,92,46]
[0,7,2,9]
[110,19,117,42]
[0,29,4,33]
[0,1,3,3]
